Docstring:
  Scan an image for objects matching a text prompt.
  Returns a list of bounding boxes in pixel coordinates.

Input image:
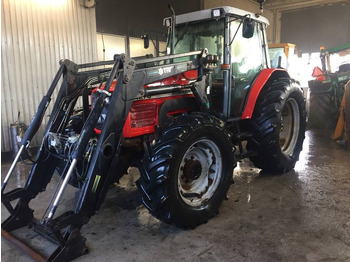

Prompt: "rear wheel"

[308,92,338,129]
[137,113,235,228]
[247,80,306,173]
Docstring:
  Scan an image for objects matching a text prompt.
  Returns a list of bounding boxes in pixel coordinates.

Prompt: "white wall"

[1,0,98,152]
[96,33,167,60]
[96,33,126,61]
[129,37,156,58]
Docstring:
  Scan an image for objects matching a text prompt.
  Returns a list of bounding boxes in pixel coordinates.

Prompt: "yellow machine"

[269,43,297,59]
[333,80,350,148]
[268,43,297,69]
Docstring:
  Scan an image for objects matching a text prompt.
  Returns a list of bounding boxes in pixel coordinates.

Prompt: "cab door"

[229,21,268,116]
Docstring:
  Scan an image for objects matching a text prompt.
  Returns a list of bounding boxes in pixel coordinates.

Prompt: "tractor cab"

[165,7,270,118]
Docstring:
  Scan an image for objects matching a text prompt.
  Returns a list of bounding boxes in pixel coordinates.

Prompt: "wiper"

[174,22,189,47]
[228,15,250,46]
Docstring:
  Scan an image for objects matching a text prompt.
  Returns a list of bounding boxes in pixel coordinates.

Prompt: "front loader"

[2,3,307,261]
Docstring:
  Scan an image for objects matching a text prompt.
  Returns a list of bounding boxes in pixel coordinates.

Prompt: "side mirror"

[242,19,255,38]
[163,17,172,28]
[141,34,149,49]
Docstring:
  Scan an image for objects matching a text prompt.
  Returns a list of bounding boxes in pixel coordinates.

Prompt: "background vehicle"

[333,80,350,147]
[2,4,306,261]
[268,42,297,69]
[308,44,350,129]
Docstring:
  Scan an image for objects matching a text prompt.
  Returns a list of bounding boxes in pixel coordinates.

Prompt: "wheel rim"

[279,98,300,156]
[177,139,222,207]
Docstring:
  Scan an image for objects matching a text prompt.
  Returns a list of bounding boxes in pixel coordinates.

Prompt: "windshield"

[174,19,225,79]
[172,16,268,117]
[327,52,350,73]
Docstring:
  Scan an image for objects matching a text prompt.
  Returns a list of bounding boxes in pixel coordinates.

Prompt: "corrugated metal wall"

[1,0,97,152]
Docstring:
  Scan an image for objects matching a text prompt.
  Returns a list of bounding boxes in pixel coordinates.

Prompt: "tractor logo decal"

[147,66,173,77]
[158,66,173,75]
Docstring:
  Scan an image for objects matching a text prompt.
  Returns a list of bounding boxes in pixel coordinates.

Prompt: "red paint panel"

[144,70,198,87]
[91,70,198,137]
[92,70,198,94]
[241,68,288,119]
[123,94,194,138]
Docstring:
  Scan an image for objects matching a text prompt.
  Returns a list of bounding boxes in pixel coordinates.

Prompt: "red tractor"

[2,3,306,261]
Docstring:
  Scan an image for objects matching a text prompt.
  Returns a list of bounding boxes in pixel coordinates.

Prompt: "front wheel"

[137,113,235,228]
[247,80,307,173]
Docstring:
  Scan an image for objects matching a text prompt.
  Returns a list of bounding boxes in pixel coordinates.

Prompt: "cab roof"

[176,6,269,26]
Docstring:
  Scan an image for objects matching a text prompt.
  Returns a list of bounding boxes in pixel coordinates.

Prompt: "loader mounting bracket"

[47,228,88,262]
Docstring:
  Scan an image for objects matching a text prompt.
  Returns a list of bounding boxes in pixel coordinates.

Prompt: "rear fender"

[241,68,290,119]
[308,80,333,93]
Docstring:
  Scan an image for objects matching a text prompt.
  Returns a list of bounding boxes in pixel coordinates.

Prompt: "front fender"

[241,68,290,119]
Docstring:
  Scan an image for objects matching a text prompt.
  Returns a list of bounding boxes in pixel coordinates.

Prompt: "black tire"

[137,113,235,228]
[308,92,338,129]
[247,80,306,173]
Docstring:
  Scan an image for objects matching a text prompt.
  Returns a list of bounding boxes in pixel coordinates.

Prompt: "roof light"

[212,8,221,18]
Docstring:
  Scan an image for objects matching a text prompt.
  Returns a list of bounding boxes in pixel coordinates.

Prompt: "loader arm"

[1,50,214,261]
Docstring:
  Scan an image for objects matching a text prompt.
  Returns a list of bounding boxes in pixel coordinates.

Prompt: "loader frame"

[1,50,213,261]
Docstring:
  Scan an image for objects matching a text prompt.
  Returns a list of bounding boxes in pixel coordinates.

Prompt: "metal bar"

[76,69,111,77]
[82,88,90,123]
[1,145,25,193]
[103,57,122,93]
[47,57,122,220]
[1,229,46,262]
[72,59,121,161]
[143,84,191,97]
[223,15,231,117]
[136,50,202,65]
[170,5,176,55]
[21,64,65,146]
[78,50,202,72]
[75,61,141,214]
[47,159,77,220]
[78,60,114,69]
[45,64,65,101]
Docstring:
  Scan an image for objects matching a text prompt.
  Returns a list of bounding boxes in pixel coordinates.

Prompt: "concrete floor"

[1,129,350,261]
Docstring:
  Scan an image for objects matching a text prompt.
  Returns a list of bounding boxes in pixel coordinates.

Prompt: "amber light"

[221,64,230,70]
[130,103,157,128]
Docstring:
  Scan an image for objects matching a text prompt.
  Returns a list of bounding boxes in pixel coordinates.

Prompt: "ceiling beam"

[261,0,350,11]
